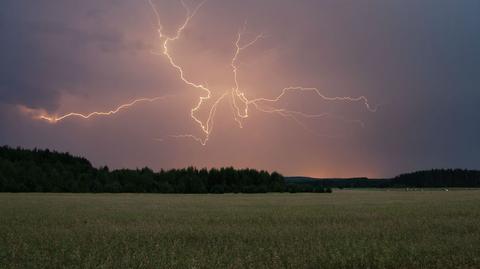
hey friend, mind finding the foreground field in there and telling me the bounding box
[1,191,480,268]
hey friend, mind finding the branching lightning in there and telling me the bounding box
[19,0,377,146]
[148,0,376,144]
[19,97,165,123]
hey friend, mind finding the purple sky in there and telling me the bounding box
[1,0,479,177]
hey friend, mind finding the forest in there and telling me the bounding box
[1,146,479,193]
[391,169,480,188]
[0,146,327,193]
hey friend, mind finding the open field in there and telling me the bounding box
[1,191,480,268]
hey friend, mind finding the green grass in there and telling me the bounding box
[1,190,480,268]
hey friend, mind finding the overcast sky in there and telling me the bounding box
[1,0,479,178]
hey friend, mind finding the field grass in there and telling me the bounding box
[1,190,480,268]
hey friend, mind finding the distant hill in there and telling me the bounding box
[287,169,480,188]
[286,177,391,188]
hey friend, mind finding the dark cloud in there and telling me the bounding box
[0,0,153,110]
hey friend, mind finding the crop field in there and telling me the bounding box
[1,190,480,268]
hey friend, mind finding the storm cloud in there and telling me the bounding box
[1,0,479,177]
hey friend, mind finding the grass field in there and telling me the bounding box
[1,190,480,268]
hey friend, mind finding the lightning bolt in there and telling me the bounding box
[228,25,376,129]
[149,0,377,145]
[147,0,376,144]
[19,97,165,123]
[19,0,377,146]
[148,0,222,145]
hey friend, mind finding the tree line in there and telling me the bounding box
[0,146,333,193]
[3,146,477,192]
[287,169,480,189]
[391,169,480,188]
